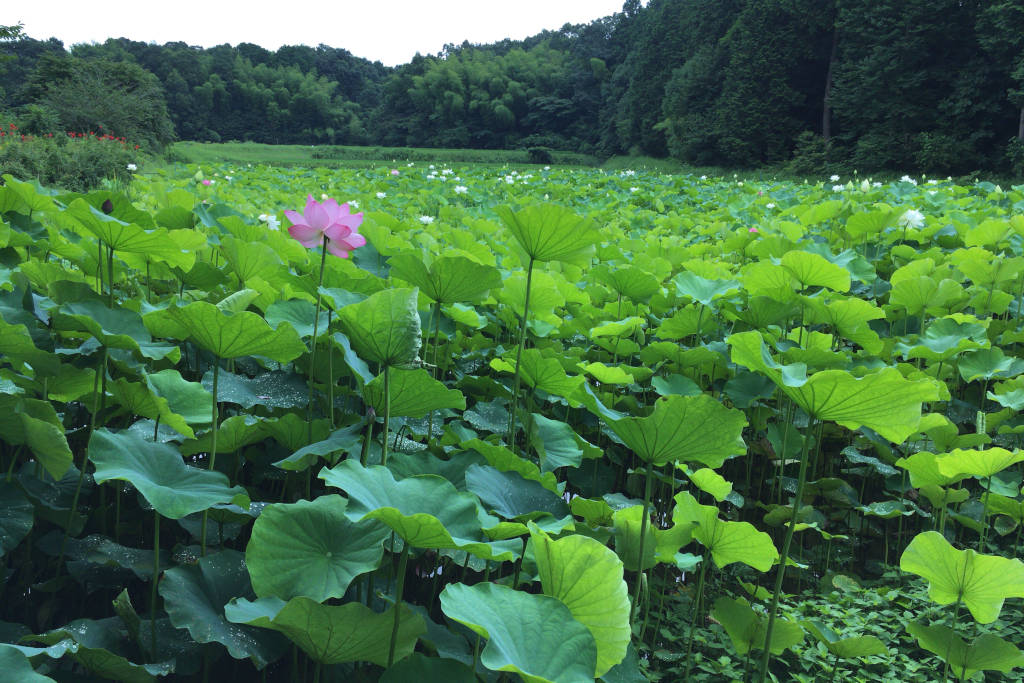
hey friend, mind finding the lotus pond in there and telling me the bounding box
[2,162,1024,682]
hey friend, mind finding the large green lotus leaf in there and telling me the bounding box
[591,264,661,302]
[320,461,513,559]
[53,301,178,361]
[672,272,740,308]
[602,394,747,467]
[729,330,941,442]
[245,496,388,601]
[159,550,286,668]
[527,413,591,471]
[363,367,466,418]
[895,452,965,488]
[900,531,1024,623]
[108,378,194,439]
[490,348,585,398]
[672,492,777,571]
[530,524,630,677]
[0,317,60,376]
[711,596,804,656]
[381,652,477,682]
[145,369,213,425]
[466,464,570,520]
[264,299,317,338]
[0,644,56,682]
[776,251,847,292]
[906,622,1024,679]
[0,481,33,559]
[65,198,193,269]
[612,505,692,571]
[273,424,362,472]
[495,203,598,264]
[180,415,264,456]
[440,582,597,683]
[335,287,421,366]
[959,347,1024,383]
[889,277,967,317]
[685,467,733,502]
[590,317,645,340]
[894,318,989,363]
[460,438,560,493]
[203,368,308,410]
[805,296,885,353]
[983,493,1024,523]
[31,617,173,682]
[147,302,305,362]
[936,448,1024,480]
[226,596,424,666]
[389,253,503,304]
[845,209,896,238]
[800,620,887,660]
[219,236,283,284]
[259,413,331,453]
[89,429,248,520]
[0,396,73,480]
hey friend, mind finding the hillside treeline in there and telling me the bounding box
[3,0,1023,174]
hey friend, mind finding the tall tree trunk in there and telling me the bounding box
[822,27,839,141]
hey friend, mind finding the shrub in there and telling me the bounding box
[0,127,137,192]
[526,146,554,164]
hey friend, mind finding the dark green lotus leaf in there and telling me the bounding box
[336,288,421,367]
[219,236,283,284]
[495,203,599,264]
[31,617,174,682]
[89,429,248,520]
[363,367,466,418]
[180,415,264,456]
[530,524,630,677]
[0,644,56,682]
[225,596,424,666]
[381,652,477,683]
[440,582,597,683]
[108,378,194,439]
[490,348,585,399]
[651,374,702,398]
[527,413,594,471]
[906,622,1024,679]
[894,317,989,362]
[465,464,570,520]
[0,317,60,376]
[264,299,317,338]
[159,550,287,669]
[53,300,178,361]
[146,301,305,362]
[389,253,503,304]
[0,396,73,480]
[0,481,33,559]
[273,424,363,472]
[672,272,741,308]
[203,368,308,410]
[245,496,388,601]
[320,460,515,559]
[602,394,747,467]
[711,596,804,656]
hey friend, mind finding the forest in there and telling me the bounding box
[2,0,1024,174]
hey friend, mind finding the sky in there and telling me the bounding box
[10,1,630,66]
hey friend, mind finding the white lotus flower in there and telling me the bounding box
[126,163,137,172]
[630,187,639,193]
[899,209,925,229]
[832,184,845,192]
[830,174,840,182]
[376,192,387,199]
[419,215,435,225]
[766,203,776,209]
[454,185,468,194]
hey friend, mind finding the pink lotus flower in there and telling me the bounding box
[390,169,400,176]
[201,179,212,186]
[285,195,366,258]
[749,227,759,233]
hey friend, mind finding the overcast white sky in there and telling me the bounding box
[10,1,630,66]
